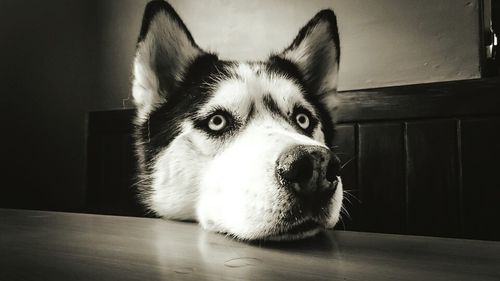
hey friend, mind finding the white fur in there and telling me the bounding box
[133,11,201,121]
[132,7,343,240]
[147,63,342,240]
[196,115,328,239]
[282,19,340,117]
[282,22,338,92]
[148,124,205,220]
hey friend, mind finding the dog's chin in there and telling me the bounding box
[265,220,325,241]
[206,218,328,241]
[266,229,322,241]
[238,219,327,241]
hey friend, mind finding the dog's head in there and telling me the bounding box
[132,1,343,240]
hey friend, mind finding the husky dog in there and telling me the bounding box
[132,0,343,241]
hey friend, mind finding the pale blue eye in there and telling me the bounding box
[295,113,310,129]
[208,114,227,131]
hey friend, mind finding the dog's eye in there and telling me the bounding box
[295,113,310,129]
[208,114,227,131]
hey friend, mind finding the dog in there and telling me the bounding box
[132,0,343,241]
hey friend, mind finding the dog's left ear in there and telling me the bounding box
[132,1,203,119]
[275,10,340,111]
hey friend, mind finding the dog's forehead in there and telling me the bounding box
[199,62,314,117]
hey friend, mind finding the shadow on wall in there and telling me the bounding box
[0,0,146,212]
[0,0,100,211]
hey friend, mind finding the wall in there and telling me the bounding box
[96,0,482,111]
[93,0,146,111]
[0,0,484,212]
[170,0,481,91]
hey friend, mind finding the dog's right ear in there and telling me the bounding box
[132,0,203,119]
[273,9,340,116]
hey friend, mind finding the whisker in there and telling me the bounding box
[340,156,356,170]
[343,190,362,203]
[342,194,353,205]
[340,205,351,220]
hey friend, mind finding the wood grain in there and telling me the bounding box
[1,209,499,281]
[358,122,406,234]
[461,118,500,240]
[336,77,500,123]
[86,131,145,217]
[331,124,359,231]
[406,120,461,237]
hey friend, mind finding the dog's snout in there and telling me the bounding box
[276,145,339,196]
[326,154,341,182]
[280,153,314,184]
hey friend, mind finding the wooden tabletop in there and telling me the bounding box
[1,209,499,281]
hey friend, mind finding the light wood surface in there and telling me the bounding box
[1,209,499,281]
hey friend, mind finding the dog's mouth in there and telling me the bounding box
[286,220,322,234]
[266,219,324,241]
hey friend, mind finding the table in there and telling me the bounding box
[1,209,499,280]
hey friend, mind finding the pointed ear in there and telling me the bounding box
[132,0,203,118]
[278,10,340,111]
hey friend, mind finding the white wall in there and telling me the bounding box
[96,0,481,109]
[169,0,481,91]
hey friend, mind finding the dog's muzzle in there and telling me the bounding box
[276,145,340,215]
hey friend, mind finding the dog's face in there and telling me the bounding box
[132,1,343,240]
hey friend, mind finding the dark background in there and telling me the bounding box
[0,0,143,211]
[1,1,99,211]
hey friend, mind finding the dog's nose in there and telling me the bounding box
[276,145,340,195]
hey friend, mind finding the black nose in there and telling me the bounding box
[276,145,340,196]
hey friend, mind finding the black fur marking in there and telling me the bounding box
[271,9,340,124]
[262,94,286,120]
[266,56,335,147]
[266,56,304,84]
[135,54,233,169]
[247,102,256,121]
[291,106,319,137]
[137,0,198,47]
[300,93,335,147]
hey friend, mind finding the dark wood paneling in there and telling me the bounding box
[336,77,500,123]
[86,110,145,217]
[358,123,406,234]
[332,124,357,191]
[461,118,500,241]
[85,78,500,240]
[406,120,461,237]
[332,124,359,230]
